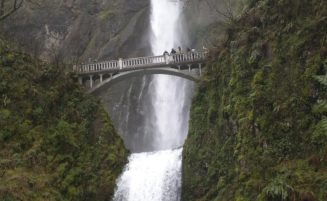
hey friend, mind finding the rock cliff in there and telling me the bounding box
[0,0,150,62]
[182,0,327,200]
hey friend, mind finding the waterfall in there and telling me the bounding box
[113,0,193,200]
[112,149,182,201]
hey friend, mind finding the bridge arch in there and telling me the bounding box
[87,68,199,94]
[74,52,207,93]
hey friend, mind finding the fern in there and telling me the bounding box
[314,74,327,86]
[312,61,327,153]
[312,118,327,147]
[314,59,327,86]
[259,178,294,201]
[313,100,327,113]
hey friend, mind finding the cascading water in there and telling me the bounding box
[113,0,193,200]
[113,149,182,201]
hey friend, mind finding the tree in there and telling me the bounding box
[204,0,235,21]
[0,0,24,21]
[183,0,236,21]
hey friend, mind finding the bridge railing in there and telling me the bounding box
[122,55,166,68]
[74,51,207,74]
[171,52,207,64]
[76,60,119,73]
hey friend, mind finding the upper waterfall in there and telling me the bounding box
[150,0,182,55]
[147,0,192,151]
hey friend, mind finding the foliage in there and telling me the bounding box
[182,0,327,200]
[312,61,327,157]
[0,37,128,201]
[259,177,294,201]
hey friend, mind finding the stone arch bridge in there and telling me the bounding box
[74,52,207,94]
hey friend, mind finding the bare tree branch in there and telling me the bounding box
[0,0,24,21]
[204,0,235,21]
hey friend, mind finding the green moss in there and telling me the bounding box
[0,37,128,201]
[98,10,117,20]
[182,0,327,200]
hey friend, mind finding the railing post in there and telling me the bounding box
[118,58,123,70]
[100,74,103,83]
[198,63,202,76]
[164,53,169,64]
[89,75,93,88]
[188,64,191,72]
[78,77,83,85]
[178,65,181,71]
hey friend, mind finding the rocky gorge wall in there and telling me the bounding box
[182,0,240,49]
[0,0,151,62]
[182,0,327,200]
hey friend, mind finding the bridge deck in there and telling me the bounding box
[74,52,207,92]
[74,52,207,75]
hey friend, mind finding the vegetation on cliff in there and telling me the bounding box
[0,38,128,201]
[182,0,327,200]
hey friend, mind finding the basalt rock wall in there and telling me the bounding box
[0,0,151,62]
[182,0,327,200]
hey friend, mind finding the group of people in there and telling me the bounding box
[163,46,197,55]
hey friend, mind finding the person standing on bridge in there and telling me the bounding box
[191,48,196,59]
[178,46,182,54]
[170,48,177,54]
[163,51,169,64]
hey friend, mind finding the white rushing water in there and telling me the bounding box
[148,0,190,151]
[113,149,182,201]
[113,0,191,200]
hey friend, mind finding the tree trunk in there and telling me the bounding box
[0,0,5,16]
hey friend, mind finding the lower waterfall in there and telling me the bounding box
[113,0,191,200]
[113,149,182,201]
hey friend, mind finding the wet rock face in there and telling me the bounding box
[97,75,154,152]
[0,0,151,61]
[182,0,240,48]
